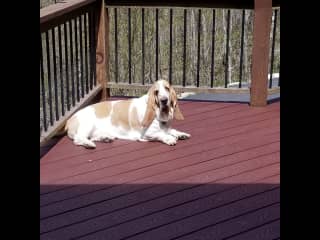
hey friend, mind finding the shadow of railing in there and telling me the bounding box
[40,180,280,239]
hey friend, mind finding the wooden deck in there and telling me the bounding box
[40,100,280,240]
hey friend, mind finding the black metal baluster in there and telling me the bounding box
[40,34,47,131]
[69,19,75,106]
[225,10,230,88]
[128,8,132,84]
[74,17,80,101]
[169,9,173,84]
[92,8,97,86]
[114,8,118,83]
[84,12,89,93]
[89,9,94,89]
[196,9,201,87]
[64,22,70,111]
[58,25,65,116]
[239,9,245,88]
[79,15,84,98]
[45,31,54,126]
[183,9,187,87]
[141,8,145,84]
[51,28,59,121]
[156,8,159,80]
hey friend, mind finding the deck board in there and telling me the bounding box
[40,100,280,240]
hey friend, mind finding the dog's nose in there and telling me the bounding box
[160,97,168,105]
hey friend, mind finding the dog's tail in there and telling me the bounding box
[53,117,72,138]
[54,124,68,137]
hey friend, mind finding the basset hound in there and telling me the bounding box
[64,79,191,148]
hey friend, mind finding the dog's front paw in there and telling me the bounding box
[102,137,113,143]
[178,132,191,140]
[163,135,177,146]
[82,141,96,149]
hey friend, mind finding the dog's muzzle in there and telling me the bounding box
[160,97,168,106]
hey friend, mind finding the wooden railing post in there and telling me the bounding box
[250,0,272,106]
[95,0,109,101]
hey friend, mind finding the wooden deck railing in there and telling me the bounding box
[40,0,280,145]
[40,0,108,145]
[106,4,279,96]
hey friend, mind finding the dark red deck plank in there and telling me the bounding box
[41,173,279,239]
[40,101,231,163]
[40,115,279,180]
[40,129,279,206]
[40,110,279,184]
[177,102,239,117]
[40,112,279,185]
[39,102,240,165]
[40,101,278,165]
[170,204,279,240]
[40,127,280,202]
[41,145,279,224]
[176,102,279,128]
[223,219,280,240]
[40,134,279,212]
[40,163,279,234]
[51,181,279,239]
[40,116,279,183]
[39,102,238,165]
[131,204,280,240]
[40,108,279,182]
[40,101,280,240]
[41,158,279,235]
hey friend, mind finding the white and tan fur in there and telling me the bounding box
[64,79,191,148]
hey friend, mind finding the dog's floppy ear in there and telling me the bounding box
[174,103,184,120]
[142,84,157,128]
[170,87,184,120]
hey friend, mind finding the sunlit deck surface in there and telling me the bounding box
[40,100,280,240]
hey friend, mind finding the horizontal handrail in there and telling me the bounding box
[104,0,280,9]
[40,0,97,32]
[107,82,280,95]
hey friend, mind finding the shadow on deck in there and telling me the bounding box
[40,100,280,240]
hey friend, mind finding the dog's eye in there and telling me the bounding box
[165,86,170,91]
[154,90,159,95]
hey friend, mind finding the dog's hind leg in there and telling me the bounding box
[90,130,116,143]
[72,121,96,148]
[90,135,115,143]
